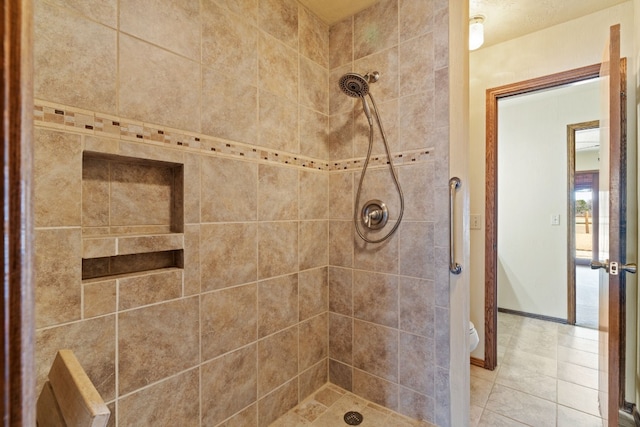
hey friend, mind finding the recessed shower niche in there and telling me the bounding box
[81,152,184,280]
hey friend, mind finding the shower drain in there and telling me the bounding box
[344,411,363,425]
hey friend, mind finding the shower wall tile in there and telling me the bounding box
[400,33,435,96]
[398,91,435,152]
[399,387,435,423]
[399,332,434,395]
[201,156,257,222]
[36,315,116,402]
[329,220,353,268]
[299,56,329,114]
[399,162,435,221]
[202,1,258,82]
[300,169,328,220]
[399,277,435,338]
[329,65,354,115]
[299,107,329,160]
[44,0,117,28]
[118,298,199,395]
[434,307,450,369]
[354,47,399,103]
[353,320,398,383]
[83,279,117,318]
[258,164,298,221]
[257,327,298,397]
[201,345,258,427]
[299,6,329,68]
[329,313,352,364]
[399,221,434,279]
[433,6,449,71]
[329,18,353,69]
[328,112,354,161]
[328,266,352,316]
[400,0,435,42]
[118,268,183,310]
[257,378,298,427]
[183,153,201,224]
[329,359,353,392]
[299,221,328,270]
[353,270,398,328]
[258,221,298,279]
[216,0,258,25]
[258,0,298,49]
[353,0,398,60]
[201,70,258,145]
[353,369,399,411]
[119,34,200,131]
[200,223,257,291]
[120,0,200,60]
[118,369,200,427]
[329,172,353,220]
[354,229,398,274]
[258,32,298,103]
[35,228,82,328]
[34,1,117,113]
[299,313,328,371]
[435,67,450,124]
[201,284,258,360]
[258,274,298,337]
[299,267,328,321]
[258,90,299,152]
[299,359,328,401]
[34,128,82,227]
[82,156,110,228]
[353,98,399,158]
[220,404,258,427]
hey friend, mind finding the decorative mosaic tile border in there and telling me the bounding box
[34,100,433,172]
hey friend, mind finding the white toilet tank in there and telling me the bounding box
[469,321,479,352]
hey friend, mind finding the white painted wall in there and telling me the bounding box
[576,149,600,171]
[497,82,599,319]
[469,1,636,361]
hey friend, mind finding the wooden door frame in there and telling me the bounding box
[2,0,35,425]
[484,63,602,370]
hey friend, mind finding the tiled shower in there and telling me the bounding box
[33,0,452,425]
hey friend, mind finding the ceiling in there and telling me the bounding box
[301,0,629,48]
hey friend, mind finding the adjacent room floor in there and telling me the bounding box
[471,312,603,426]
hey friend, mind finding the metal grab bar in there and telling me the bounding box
[449,177,462,275]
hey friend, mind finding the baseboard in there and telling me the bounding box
[498,307,567,324]
[632,403,640,426]
[470,357,484,368]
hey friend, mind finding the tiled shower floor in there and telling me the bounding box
[269,383,435,427]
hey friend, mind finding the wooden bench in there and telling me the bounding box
[36,350,110,427]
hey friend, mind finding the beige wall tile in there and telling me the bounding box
[35,228,82,328]
[299,220,328,270]
[258,327,298,398]
[216,0,258,25]
[120,0,200,60]
[329,172,353,220]
[300,57,329,114]
[118,141,185,164]
[330,65,354,116]
[119,34,200,131]
[118,369,200,426]
[258,90,299,152]
[398,162,435,221]
[44,0,117,28]
[299,169,328,220]
[202,1,257,81]
[36,315,116,402]
[258,164,298,221]
[353,320,398,382]
[400,33,434,96]
[34,128,82,227]
[353,226,398,274]
[354,48,399,103]
[329,18,353,70]
[258,33,298,102]
[399,221,434,279]
[118,269,183,310]
[201,156,257,222]
[353,270,398,328]
[34,1,117,113]
[353,99,398,158]
[328,112,354,161]
[258,274,298,337]
[200,223,257,291]
[299,107,329,160]
[82,156,110,228]
[218,404,258,427]
[109,160,174,227]
[329,359,352,391]
[299,6,328,68]
[399,277,434,338]
[353,369,399,411]
[83,279,117,318]
[353,0,398,60]
[400,0,435,41]
[299,267,328,321]
[329,313,352,364]
[257,379,298,427]
[116,234,184,255]
[299,314,327,371]
[399,332,434,395]
[118,297,199,395]
[329,220,353,268]
[299,359,328,401]
[399,387,434,422]
[258,221,298,279]
[201,345,258,426]
[328,266,352,316]
[183,153,201,224]
[183,224,201,296]
[258,0,298,49]
[201,284,258,360]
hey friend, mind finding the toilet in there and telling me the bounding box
[469,322,479,352]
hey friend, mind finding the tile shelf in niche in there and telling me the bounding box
[82,233,184,260]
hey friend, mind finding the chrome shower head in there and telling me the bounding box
[338,73,370,98]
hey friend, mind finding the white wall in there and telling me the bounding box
[576,149,600,171]
[469,1,636,361]
[497,82,599,319]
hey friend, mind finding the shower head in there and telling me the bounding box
[339,73,370,98]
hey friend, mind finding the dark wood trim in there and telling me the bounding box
[2,0,35,425]
[484,63,601,371]
[470,357,484,368]
[567,121,600,325]
[497,307,567,325]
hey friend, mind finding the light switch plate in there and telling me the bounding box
[471,214,482,230]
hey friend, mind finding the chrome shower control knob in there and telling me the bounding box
[361,200,388,230]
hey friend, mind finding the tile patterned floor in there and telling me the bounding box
[471,312,604,427]
[270,383,435,427]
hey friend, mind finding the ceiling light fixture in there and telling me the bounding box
[469,15,485,51]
